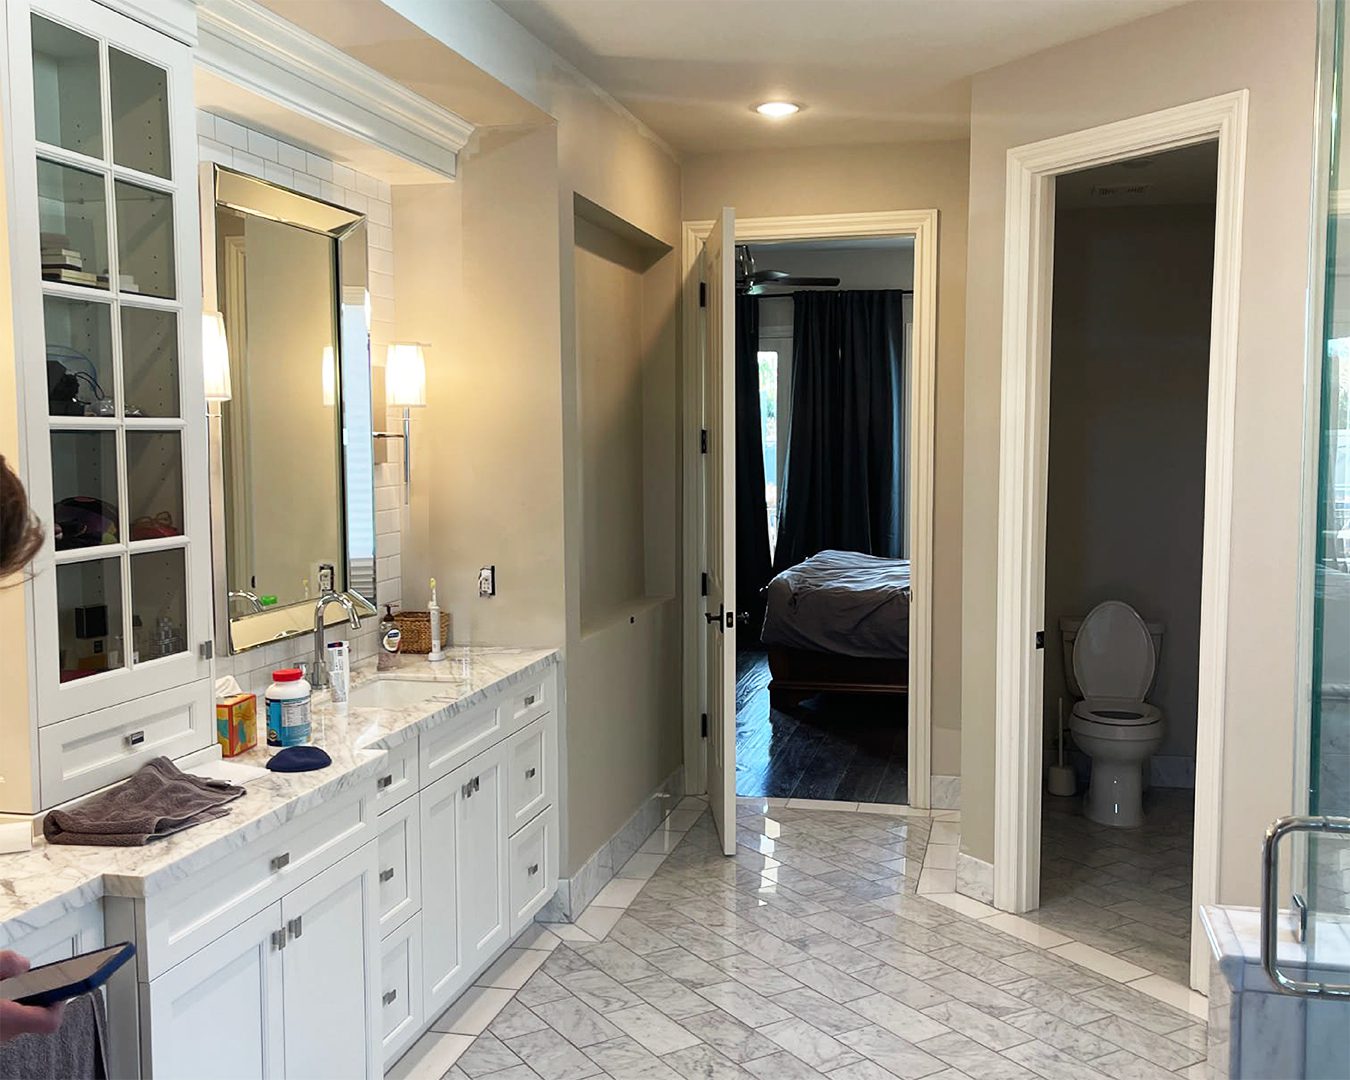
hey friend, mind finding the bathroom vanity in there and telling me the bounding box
[0,649,560,1078]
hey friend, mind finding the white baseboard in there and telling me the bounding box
[956,851,994,904]
[931,774,961,810]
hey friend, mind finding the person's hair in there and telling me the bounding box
[1,455,43,579]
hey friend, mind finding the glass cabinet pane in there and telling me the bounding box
[126,431,183,539]
[38,160,108,290]
[50,430,118,549]
[44,296,113,417]
[114,179,174,298]
[121,307,179,417]
[109,49,170,179]
[30,15,102,159]
[131,548,187,661]
[57,558,124,682]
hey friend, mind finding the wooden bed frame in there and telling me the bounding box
[766,645,908,708]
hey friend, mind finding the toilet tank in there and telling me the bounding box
[1059,614,1165,699]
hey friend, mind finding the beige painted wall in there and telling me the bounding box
[1044,203,1215,765]
[682,140,969,775]
[959,0,1317,909]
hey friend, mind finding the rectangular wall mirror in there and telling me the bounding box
[206,165,377,654]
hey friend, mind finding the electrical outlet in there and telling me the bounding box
[478,565,496,597]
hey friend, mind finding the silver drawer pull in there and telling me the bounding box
[287,915,303,940]
[382,989,397,1006]
[525,767,537,780]
[270,852,291,872]
[377,774,393,791]
[125,730,145,747]
[524,694,537,707]
[379,867,395,883]
[271,929,287,951]
[528,863,539,876]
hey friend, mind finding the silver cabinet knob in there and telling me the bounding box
[270,852,291,872]
[379,868,395,883]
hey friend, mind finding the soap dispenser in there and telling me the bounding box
[377,603,402,672]
[427,578,447,663]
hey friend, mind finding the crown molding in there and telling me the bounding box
[195,0,473,179]
[97,0,197,43]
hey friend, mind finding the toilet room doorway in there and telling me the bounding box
[992,93,1248,995]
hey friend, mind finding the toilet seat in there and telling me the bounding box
[1073,601,1156,701]
[1071,698,1162,738]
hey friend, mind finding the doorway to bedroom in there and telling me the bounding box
[734,235,917,805]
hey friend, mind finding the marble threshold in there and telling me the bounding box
[0,646,559,947]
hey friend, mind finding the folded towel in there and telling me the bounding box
[0,985,107,1078]
[43,757,245,847]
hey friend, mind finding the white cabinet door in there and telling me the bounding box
[280,843,380,1080]
[420,744,508,1017]
[145,904,284,1079]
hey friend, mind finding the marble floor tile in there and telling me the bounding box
[574,905,626,939]
[592,877,647,909]
[662,1043,756,1080]
[1047,941,1150,983]
[617,853,669,880]
[919,1000,1031,1051]
[504,1027,604,1080]
[979,913,1072,950]
[606,1002,702,1055]
[835,1024,946,1079]
[530,995,624,1047]
[457,1032,524,1077]
[489,999,552,1040]
[678,1008,780,1062]
[759,1017,863,1071]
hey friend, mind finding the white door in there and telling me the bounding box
[146,904,285,1079]
[703,207,737,857]
[281,844,381,1080]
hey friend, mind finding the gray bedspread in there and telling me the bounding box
[761,550,911,659]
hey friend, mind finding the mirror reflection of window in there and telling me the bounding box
[217,206,344,610]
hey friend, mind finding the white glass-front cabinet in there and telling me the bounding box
[4,0,213,809]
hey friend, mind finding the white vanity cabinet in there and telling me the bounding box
[2,0,214,814]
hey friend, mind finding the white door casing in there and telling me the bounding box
[681,210,940,811]
[703,207,737,857]
[992,91,1248,995]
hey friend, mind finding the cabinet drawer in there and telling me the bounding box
[507,717,551,833]
[420,699,502,786]
[380,913,423,1069]
[509,805,556,936]
[143,784,373,978]
[376,795,421,935]
[39,680,213,807]
[505,673,551,728]
[374,738,419,814]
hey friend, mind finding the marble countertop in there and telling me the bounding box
[0,646,559,948]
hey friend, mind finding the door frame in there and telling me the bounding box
[681,209,940,810]
[992,91,1248,993]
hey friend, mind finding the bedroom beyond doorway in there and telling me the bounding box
[734,235,916,805]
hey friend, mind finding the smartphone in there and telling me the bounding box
[0,943,135,1008]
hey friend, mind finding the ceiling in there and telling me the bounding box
[493,0,1185,154]
[1056,140,1219,208]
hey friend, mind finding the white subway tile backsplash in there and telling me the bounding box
[247,129,278,161]
[367,200,391,228]
[375,486,400,513]
[232,150,266,177]
[277,141,308,172]
[376,508,402,536]
[262,162,293,187]
[305,153,334,182]
[198,138,233,166]
[215,116,249,150]
[356,171,378,198]
[291,173,322,198]
[332,163,356,190]
[196,110,215,139]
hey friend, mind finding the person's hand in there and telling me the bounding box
[0,951,66,1043]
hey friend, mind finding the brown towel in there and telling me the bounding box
[43,757,245,847]
[0,990,107,1078]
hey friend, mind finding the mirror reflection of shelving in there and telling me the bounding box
[32,9,189,687]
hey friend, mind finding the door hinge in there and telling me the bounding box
[1034,631,1045,650]
[699,281,707,307]
[199,640,214,661]
[700,429,708,454]
[700,713,708,738]
[701,572,708,597]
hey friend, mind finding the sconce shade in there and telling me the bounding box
[386,342,427,408]
[202,311,232,402]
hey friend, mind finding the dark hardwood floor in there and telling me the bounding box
[736,648,908,804]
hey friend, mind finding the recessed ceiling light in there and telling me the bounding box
[755,101,800,118]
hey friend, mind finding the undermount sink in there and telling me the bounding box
[347,678,449,709]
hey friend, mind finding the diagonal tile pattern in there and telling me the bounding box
[391,797,1208,1079]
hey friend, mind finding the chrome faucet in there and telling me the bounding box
[229,589,265,613]
[313,577,362,690]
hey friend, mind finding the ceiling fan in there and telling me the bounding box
[736,245,841,296]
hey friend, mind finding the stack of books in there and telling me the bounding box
[40,232,96,286]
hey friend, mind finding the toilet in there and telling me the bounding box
[1060,601,1165,828]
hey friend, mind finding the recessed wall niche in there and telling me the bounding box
[573,195,676,633]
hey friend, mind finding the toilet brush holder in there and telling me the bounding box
[1047,698,1076,797]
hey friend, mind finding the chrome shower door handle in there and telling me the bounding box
[1260,814,1350,998]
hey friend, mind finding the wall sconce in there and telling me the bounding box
[202,311,232,408]
[376,342,428,504]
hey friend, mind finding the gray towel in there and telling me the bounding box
[0,990,107,1079]
[43,757,245,847]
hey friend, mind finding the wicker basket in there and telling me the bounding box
[393,610,451,654]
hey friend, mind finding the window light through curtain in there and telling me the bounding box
[757,349,779,556]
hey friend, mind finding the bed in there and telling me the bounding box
[760,549,910,705]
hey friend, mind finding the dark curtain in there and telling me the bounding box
[774,290,907,573]
[735,294,773,641]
